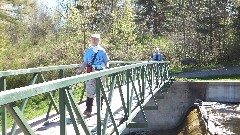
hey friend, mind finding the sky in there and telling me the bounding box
[36,0,58,10]
[36,0,73,13]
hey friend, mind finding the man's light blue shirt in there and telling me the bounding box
[152,53,163,61]
[83,46,109,70]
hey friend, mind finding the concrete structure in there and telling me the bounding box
[124,81,240,133]
[206,82,240,102]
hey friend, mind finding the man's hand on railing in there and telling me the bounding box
[76,62,87,75]
[76,67,84,75]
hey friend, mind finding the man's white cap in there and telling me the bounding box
[91,34,100,39]
[156,47,159,51]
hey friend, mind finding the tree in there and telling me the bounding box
[107,0,137,60]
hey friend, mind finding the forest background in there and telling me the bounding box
[1,0,240,71]
[0,0,240,131]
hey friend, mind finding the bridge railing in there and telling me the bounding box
[0,64,81,135]
[0,61,172,135]
[0,61,138,135]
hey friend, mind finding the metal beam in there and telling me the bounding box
[67,90,92,135]
[0,61,169,77]
[96,78,103,135]
[0,64,79,77]
[1,77,7,135]
[102,73,117,135]
[59,70,66,135]
[65,89,80,135]
[11,73,39,135]
[5,105,35,135]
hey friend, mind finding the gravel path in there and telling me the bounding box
[175,66,240,78]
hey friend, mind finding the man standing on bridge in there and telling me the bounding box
[76,33,109,117]
[152,47,163,61]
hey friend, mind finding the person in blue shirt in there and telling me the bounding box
[76,33,109,117]
[152,47,163,61]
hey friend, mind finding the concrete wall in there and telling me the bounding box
[123,81,240,134]
[206,82,240,102]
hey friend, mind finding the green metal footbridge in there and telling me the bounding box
[0,61,174,135]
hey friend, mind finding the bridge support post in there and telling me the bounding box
[128,68,136,115]
[1,77,7,135]
[96,78,102,135]
[126,70,131,117]
[141,66,146,103]
[5,105,35,135]
[59,89,66,135]
[65,89,81,135]
[159,64,163,86]
[102,73,118,135]
[58,69,67,135]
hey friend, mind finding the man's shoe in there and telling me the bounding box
[83,111,92,117]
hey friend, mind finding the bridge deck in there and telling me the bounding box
[15,80,158,135]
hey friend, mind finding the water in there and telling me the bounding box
[223,118,240,133]
[199,102,240,134]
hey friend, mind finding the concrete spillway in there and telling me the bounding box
[149,106,209,135]
[127,102,240,135]
[124,81,240,134]
[125,106,209,135]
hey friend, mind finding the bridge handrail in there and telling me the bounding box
[0,61,170,106]
[0,61,146,77]
[109,61,144,64]
[0,64,79,77]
